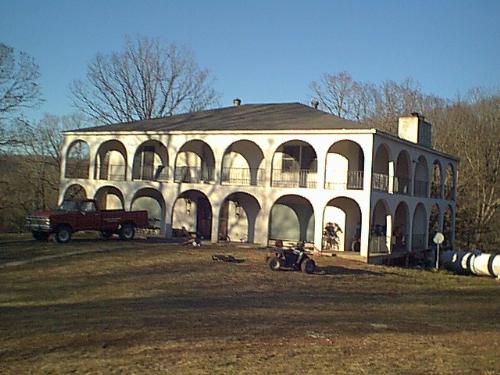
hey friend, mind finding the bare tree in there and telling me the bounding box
[70,36,219,124]
[0,43,42,146]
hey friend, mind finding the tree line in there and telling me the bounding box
[0,37,498,251]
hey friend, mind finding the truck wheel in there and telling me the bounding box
[268,257,282,271]
[55,226,72,244]
[301,259,316,274]
[32,231,49,241]
[119,224,135,240]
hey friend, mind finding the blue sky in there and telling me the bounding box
[1,0,498,120]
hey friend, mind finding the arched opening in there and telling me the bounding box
[394,202,410,252]
[174,140,215,184]
[131,188,166,236]
[63,184,87,200]
[428,204,440,246]
[413,155,429,197]
[323,197,362,252]
[172,190,212,239]
[372,144,391,192]
[132,140,169,181]
[325,140,364,190]
[65,140,90,179]
[271,140,317,188]
[269,195,314,244]
[444,164,455,201]
[221,140,265,186]
[443,205,453,250]
[370,200,391,254]
[431,160,442,198]
[412,203,427,250]
[394,151,411,195]
[94,186,124,210]
[218,192,261,243]
[95,140,127,181]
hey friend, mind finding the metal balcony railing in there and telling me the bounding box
[271,169,317,188]
[97,163,126,181]
[134,165,169,181]
[372,173,389,192]
[221,167,265,186]
[411,234,426,250]
[414,180,428,197]
[65,161,89,179]
[394,176,411,195]
[325,171,364,190]
[174,166,212,183]
[431,182,442,198]
[444,185,455,201]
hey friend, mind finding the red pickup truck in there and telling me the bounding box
[26,199,149,243]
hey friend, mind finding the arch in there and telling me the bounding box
[394,150,411,195]
[63,184,87,200]
[372,143,391,192]
[412,203,427,250]
[431,160,443,198]
[174,140,215,183]
[218,192,261,243]
[221,140,265,186]
[172,189,212,239]
[65,140,90,179]
[394,202,410,251]
[95,140,127,181]
[428,204,441,246]
[94,185,124,210]
[132,140,169,181]
[271,140,318,188]
[443,205,453,249]
[269,194,314,243]
[323,196,362,252]
[370,199,391,253]
[325,140,364,190]
[413,155,429,197]
[444,163,455,201]
[131,188,166,233]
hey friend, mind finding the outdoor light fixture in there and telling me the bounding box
[185,198,192,214]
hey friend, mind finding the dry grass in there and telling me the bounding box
[1,233,499,374]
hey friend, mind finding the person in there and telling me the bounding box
[292,241,306,269]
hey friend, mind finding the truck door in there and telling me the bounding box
[79,201,101,230]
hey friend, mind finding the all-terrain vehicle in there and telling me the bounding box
[266,242,316,274]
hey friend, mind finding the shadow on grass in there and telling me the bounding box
[317,265,384,277]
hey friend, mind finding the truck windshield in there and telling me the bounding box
[58,200,80,211]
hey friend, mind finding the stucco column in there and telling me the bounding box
[313,206,324,252]
[315,146,328,190]
[254,200,270,246]
[210,201,221,243]
[359,204,370,257]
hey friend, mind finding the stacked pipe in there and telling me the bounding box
[440,250,500,278]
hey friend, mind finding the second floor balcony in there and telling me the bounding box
[221,167,265,186]
[271,169,317,189]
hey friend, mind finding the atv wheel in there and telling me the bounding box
[55,226,72,244]
[32,231,49,241]
[268,256,282,271]
[119,224,135,240]
[301,259,316,274]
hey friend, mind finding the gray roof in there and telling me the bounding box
[71,103,367,133]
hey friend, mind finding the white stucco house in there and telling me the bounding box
[59,101,458,262]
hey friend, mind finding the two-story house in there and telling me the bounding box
[60,101,457,262]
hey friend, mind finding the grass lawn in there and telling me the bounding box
[1,233,499,374]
